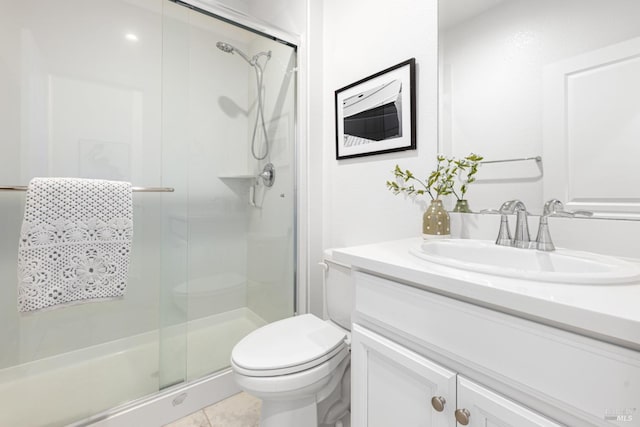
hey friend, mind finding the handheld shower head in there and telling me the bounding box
[216,41,234,53]
[216,40,253,65]
[216,40,273,160]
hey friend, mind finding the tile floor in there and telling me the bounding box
[164,392,261,427]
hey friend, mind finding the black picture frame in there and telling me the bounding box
[335,58,416,160]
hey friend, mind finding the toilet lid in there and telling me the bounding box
[231,314,347,376]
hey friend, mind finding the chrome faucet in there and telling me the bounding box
[485,199,593,251]
[536,199,593,251]
[481,200,531,248]
[499,200,532,248]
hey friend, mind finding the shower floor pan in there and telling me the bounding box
[0,307,265,427]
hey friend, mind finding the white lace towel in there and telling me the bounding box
[17,178,133,312]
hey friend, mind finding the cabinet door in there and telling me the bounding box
[456,376,562,427]
[352,324,457,427]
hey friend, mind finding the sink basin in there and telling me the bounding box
[409,239,640,285]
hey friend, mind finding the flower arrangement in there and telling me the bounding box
[386,153,483,202]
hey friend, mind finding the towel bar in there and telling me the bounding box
[480,156,542,165]
[0,185,174,192]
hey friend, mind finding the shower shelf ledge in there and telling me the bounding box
[218,175,257,196]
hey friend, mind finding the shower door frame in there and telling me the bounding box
[173,0,304,317]
[71,1,305,426]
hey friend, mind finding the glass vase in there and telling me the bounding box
[453,199,471,213]
[422,199,450,239]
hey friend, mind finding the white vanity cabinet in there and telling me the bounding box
[352,325,561,426]
[350,270,640,426]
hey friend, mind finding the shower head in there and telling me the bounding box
[216,40,273,161]
[216,41,234,53]
[216,41,253,65]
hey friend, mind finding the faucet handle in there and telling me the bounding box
[542,199,593,218]
[572,210,594,218]
[542,199,564,216]
[536,200,593,251]
[545,211,574,218]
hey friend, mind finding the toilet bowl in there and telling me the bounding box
[230,251,352,427]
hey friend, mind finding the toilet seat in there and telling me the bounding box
[231,314,348,377]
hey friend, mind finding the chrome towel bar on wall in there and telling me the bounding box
[480,156,542,165]
[0,185,175,193]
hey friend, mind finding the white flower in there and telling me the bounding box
[64,249,116,292]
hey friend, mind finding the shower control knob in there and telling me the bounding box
[259,163,276,187]
[431,396,446,412]
[455,408,471,425]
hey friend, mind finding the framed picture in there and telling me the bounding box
[335,58,416,160]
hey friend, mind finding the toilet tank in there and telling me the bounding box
[323,249,353,331]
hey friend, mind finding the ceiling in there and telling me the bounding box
[439,0,509,30]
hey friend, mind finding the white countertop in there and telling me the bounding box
[332,238,640,351]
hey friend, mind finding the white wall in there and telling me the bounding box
[248,0,306,36]
[322,0,439,250]
[441,0,640,213]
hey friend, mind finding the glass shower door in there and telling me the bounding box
[0,0,296,424]
[0,1,186,425]
[161,1,297,382]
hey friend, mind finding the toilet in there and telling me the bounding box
[230,250,352,427]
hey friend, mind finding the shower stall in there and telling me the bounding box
[0,1,297,426]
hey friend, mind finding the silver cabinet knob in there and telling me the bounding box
[455,408,471,425]
[431,396,446,412]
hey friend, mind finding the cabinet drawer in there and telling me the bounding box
[354,271,640,424]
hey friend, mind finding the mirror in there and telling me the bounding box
[439,0,640,218]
